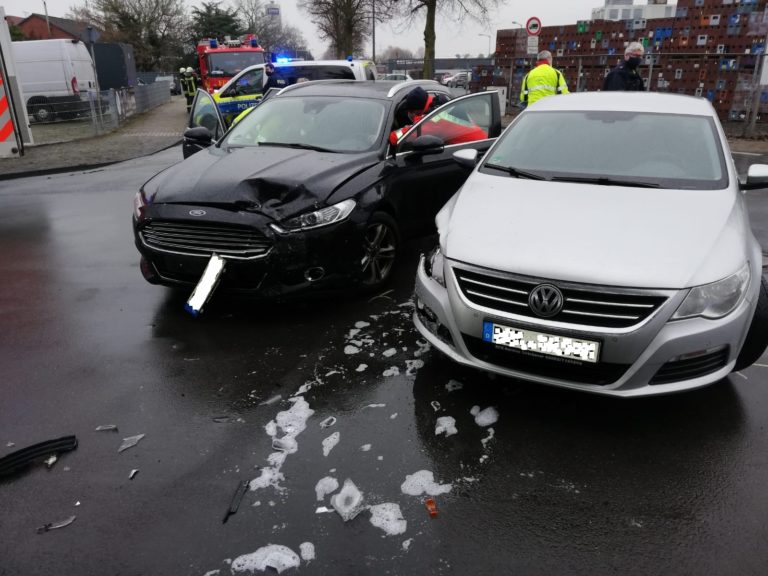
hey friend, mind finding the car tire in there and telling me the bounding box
[359,212,400,290]
[733,275,768,372]
[29,98,54,123]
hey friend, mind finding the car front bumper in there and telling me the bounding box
[414,255,758,397]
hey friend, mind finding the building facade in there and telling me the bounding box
[497,0,768,120]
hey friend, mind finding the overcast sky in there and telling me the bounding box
[1,0,607,58]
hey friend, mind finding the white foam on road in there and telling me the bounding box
[435,416,457,437]
[314,476,339,501]
[344,345,360,355]
[383,348,397,357]
[400,470,452,496]
[231,545,300,574]
[471,406,499,427]
[322,432,340,457]
[368,503,407,536]
[299,542,316,562]
[445,380,463,392]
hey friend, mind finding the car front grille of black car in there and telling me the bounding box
[452,266,668,329]
[140,221,272,259]
[649,347,730,385]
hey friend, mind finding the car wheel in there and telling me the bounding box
[30,100,54,123]
[360,212,400,289]
[733,275,768,372]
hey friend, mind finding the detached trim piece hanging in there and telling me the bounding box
[185,254,226,316]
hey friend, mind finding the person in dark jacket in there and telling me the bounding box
[603,42,646,91]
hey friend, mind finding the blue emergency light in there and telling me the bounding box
[347,55,353,61]
[250,38,259,47]
[209,39,218,48]
[276,57,290,63]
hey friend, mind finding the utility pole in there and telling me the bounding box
[372,0,376,62]
[745,31,768,138]
[43,0,51,38]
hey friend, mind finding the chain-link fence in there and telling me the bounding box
[29,82,172,145]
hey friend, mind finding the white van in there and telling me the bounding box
[11,39,97,122]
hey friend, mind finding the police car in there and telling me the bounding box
[212,59,377,124]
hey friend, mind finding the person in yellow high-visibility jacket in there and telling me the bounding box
[519,50,569,108]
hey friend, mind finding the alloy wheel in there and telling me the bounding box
[360,222,397,286]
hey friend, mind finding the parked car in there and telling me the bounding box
[382,73,413,81]
[414,91,768,397]
[212,59,377,125]
[12,39,96,123]
[133,81,502,297]
[155,75,181,95]
[448,72,469,88]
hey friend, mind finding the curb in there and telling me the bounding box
[0,139,183,182]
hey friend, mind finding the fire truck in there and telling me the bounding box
[196,36,266,93]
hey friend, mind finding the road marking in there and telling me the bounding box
[754,363,768,368]
[732,151,763,157]
[735,371,748,380]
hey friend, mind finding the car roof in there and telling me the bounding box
[528,92,716,116]
[277,79,448,100]
[274,59,370,68]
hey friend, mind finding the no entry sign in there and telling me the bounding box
[526,16,542,36]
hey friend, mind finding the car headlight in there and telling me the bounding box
[133,191,147,220]
[271,199,356,233]
[672,263,751,320]
[424,246,446,287]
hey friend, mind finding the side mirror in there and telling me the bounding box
[742,163,768,190]
[453,148,478,168]
[182,126,214,159]
[411,134,444,155]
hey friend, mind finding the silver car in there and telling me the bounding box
[414,92,768,397]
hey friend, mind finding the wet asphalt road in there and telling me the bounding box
[1,148,768,576]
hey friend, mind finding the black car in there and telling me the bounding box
[133,80,502,298]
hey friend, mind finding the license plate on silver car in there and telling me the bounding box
[482,321,600,363]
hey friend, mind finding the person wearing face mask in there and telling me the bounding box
[604,42,646,91]
[264,62,284,90]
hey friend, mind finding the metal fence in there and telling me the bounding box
[29,82,171,146]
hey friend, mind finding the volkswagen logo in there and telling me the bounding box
[189,209,206,217]
[528,284,564,318]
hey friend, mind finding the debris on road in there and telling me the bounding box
[299,542,315,562]
[471,406,499,427]
[36,515,76,534]
[330,478,364,521]
[368,503,407,535]
[222,480,249,524]
[424,498,439,518]
[315,506,333,514]
[445,380,463,392]
[319,416,336,429]
[117,434,145,453]
[94,425,118,432]
[401,470,452,497]
[315,476,339,501]
[260,395,282,406]
[44,455,58,469]
[430,401,441,412]
[0,435,78,478]
[359,444,372,451]
[129,469,140,480]
[435,416,458,437]
[230,544,300,574]
[322,432,340,457]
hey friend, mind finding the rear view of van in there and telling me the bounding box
[11,39,97,122]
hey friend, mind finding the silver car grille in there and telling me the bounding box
[453,266,668,329]
[141,221,272,259]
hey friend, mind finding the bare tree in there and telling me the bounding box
[386,0,502,78]
[69,0,188,71]
[379,45,415,61]
[235,0,264,33]
[298,0,370,59]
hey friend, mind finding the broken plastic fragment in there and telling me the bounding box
[368,502,407,535]
[359,444,371,452]
[94,425,118,432]
[319,416,337,429]
[129,469,139,480]
[424,498,439,518]
[117,434,145,453]
[44,455,57,469]
[315,476,339,501]
[315,506,333,514]
[330,478,364,521]
[260,395,282,406]
[222,480,249,523]
[36,515,76,534]
[402,538,413,551]
[184,253,225,316]
[430,401,441,412]
[322,432,340,457]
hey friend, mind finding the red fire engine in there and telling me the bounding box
[196,36,266,92]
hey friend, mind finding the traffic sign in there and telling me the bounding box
[526,35,539,56]
[526,17,542,36]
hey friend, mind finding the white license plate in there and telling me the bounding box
[482,321,600,363]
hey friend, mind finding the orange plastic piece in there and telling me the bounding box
[425,498,438,518]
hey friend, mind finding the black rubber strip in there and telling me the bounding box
[0,436,78,477]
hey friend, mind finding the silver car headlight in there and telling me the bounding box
[134,191,147,219]
[424,246,446,287]
[271,199,356,233]
[672,263,751,320]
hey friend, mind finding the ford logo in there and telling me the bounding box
[189,210,206,216]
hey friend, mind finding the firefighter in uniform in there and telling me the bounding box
[519,50,569,108]
[181,67,197,113]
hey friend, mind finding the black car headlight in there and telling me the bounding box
[424,246,446,287]
[271,199,356,233]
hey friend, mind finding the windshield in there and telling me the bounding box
[223,96,388,153]
[485,111,728,190]
[207,51,265,76]
[273,65,355,83]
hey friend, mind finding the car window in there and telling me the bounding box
[190,92,223,140]
[274,65,355,83]
[226,68,264,97]
[207,52,265,76]
[223,96,388,153]
[400,94,492,151]
[485,110,727,189]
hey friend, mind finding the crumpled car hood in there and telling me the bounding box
[442,172,747,289]
[144,145,379,220]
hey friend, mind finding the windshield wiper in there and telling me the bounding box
[550,175,661,188]
[484,163,548,180]
[258,141,336,153]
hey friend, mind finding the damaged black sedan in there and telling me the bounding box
[133,80,501,298]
